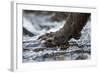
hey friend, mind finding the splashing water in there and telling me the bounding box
[22,12,91,62]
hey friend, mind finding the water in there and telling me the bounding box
[22,11,91,63]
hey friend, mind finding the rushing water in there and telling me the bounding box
[22,11,91,62]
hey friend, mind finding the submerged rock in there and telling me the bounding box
[33,48,46,52]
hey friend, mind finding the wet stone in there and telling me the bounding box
[33,48,46,52]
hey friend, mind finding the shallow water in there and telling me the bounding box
[22,12,91,62]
